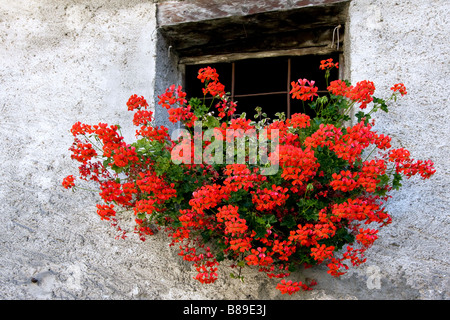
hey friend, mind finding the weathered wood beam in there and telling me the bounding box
[180,45,342,65]
[157,0,349,62]
[175,26,343,59]
[157,0,350,27]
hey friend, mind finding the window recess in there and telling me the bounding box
[185,53,340,120]
[157,0,349,119]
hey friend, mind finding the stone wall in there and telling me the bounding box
[0,0,448,300]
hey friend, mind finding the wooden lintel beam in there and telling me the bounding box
[179,45,343,65]
[157,0,350,27]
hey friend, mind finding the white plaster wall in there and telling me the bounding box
[345,0,450,299]
[0,0,448,300]
[0,0,174,299]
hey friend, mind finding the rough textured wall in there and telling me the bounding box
[0,0,166,299]
[0,0,448,300]
[344,0,450,299]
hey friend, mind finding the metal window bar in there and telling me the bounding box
[190,56,339,118]
[287,58,291,118]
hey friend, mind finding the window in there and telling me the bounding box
[156,0,349,121]
[185,53,340,120]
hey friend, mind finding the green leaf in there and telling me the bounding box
[201,229,213,242]
[280,214,297,228]
[171,219,182,229]
[103,158,112,168]
[287,264,296,273]
[377,174,390,187]
[216,251,225,262]
[137,213,146,220]
[373,97,389,113]
[230,273,245,282]
[205,115,220,129]
[317,96,329,106]
[255,225,267,238]
[392,173,403,190]
[154,156,171,176]
[355,111,366,123]
[313,117,324,126]
[263,214,277,226]
[275,112,285,121]
[188,97,201,108]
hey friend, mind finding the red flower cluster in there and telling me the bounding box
[251,185,289,211]
[197,66,226,98]
[330,170,359,192]
[320,58,339,70]
[327,79,348,96]
[96,204,116,221]
[203,81,226,98]
[69,139,97,164]
[112,146,139,168]
[388,148,436,179]
[278,145,319,188]
[62,175,75,189]
[290,78,319,101]
[168,105,197,127]
[133,110,154,127]
[287,113,311,129]
[63,60,435,296]
[328,79,376,109]
[215,99,237,119]
[390,83,407,96]
[245,247,274,267]
[216,205,248,237]
[276,279,315,295]
[136,125,170,142]
[127,94,149,111]
[158,85,187,109]
[197,66,219,83]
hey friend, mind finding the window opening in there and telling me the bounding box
[184,53,340,121]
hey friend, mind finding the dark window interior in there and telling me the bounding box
[185,53,340,121]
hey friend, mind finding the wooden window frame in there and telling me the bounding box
[183,53,344,119]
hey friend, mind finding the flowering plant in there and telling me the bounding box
[63,58,435,294]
